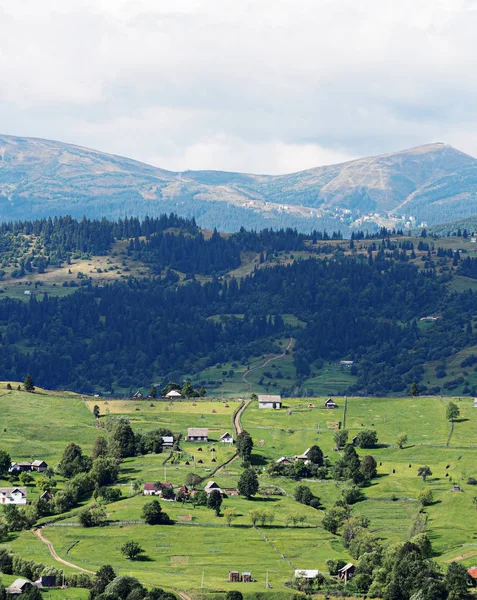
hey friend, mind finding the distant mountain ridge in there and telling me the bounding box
[1,134,477,232]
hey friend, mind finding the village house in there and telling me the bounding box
[258,394,282,409]
[187,427,209,442]
[143,482,160,496]
[40,490,53,501]
[295,570,319,579]
[276,456,293,465]
[9,460,48,473]
[474,398,477,408]
[204,481,223,495]
[339,360,354,367]
[324,398,338,409]
[161,436,174,448]
[337,563,355,582]
[294,448,311,462]
[143,482,174,498]
[220,432,234,444]
[166,389,182,399]
[9,462,33,473]
[31,460,48,472]
[6,578,37,595]
[132,391,144,399]
[35,575,57,589]
[0,487,27,505]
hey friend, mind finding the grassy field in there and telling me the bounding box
[3,391,477,593]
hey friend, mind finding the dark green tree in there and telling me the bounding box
[23,374,35,392]
[91,436,108,460]
[307,445,324,466]
[446,402,460,422]
[93,405,100,418]
[410,382,420,396]
[57,443,92,479]
[236,430,253,464]
[207,489,223,516]
[150,386,157,399]
[445,561,470,600]
[110,418,136,458]
[91,564,117,597]
[142,499,172,525]
[120,541,144,561]
[356,430,378,449]
[0,449,11,477]
[237,468,259,500]
[418,466,432,482]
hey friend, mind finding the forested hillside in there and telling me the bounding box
[0,215,476,397]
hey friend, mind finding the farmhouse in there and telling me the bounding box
[276,457,293,465]
[220,432,234,444]
[295,570,319,579]
[337,563,355,582]
[132,391,143,399]
[31,460,48,472]
[143,482,174,498]
[9,462,33,473]
[294,448,311,462]
[35,575,56,588]
[258,394,282,409]
[161,436,174,448]
[467,567,477,579]
[325,398,338,409]
[339,361,354,367]
[187,427,209,442]
[166,390,182,399]
[0,487,27,505]
[143,482,160,496]
[204,481,223,495]
[6,578,37,595]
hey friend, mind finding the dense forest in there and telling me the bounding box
[0,214,475,396]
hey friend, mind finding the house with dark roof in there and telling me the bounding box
[220,432,234,444]
[204,481,223,495]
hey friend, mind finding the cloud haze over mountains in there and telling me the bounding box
[1,1,477,174]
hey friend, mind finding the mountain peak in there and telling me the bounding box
[0,133,476,232]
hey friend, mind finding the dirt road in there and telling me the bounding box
[242,337,293,391]
[33,527,95,574]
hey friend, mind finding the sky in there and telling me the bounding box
[1,0,477,174]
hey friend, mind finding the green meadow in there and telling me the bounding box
[3,390,477,593]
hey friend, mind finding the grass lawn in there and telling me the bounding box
[4,391,477,591]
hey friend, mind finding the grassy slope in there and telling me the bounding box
[3,391,477,592]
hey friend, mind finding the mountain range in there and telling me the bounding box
[1,134,477,232]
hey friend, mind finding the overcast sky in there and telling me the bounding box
[1,0,477,174]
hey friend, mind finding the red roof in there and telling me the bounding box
[144,482,159,491]
[467,567,477,579]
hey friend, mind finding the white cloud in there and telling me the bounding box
[0,0,477,173]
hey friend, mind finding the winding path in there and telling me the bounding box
[213,399,251,475]
[33,527,95,574]
[242,337,294,392]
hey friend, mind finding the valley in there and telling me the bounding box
[1,388,477,597]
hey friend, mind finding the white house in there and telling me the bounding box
[161,436,174,448]
[325,398,338,409]
[0,487,27,505]
[166,390,182,399]
[204,481,223,495]
[220,432,234,444]
[258,394,282,409]
[295,570,319,579]
[474,398,477,408]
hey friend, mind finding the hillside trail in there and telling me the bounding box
[33,527,95,574]
[34,527,195,599]
[242,337,293,392]
[213,399,251,475]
